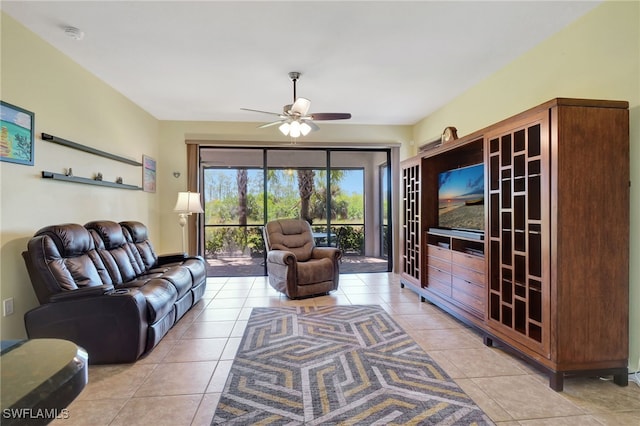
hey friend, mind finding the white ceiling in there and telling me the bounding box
[2,1,601,126]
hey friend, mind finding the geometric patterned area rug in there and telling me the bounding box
[212,305,494,425]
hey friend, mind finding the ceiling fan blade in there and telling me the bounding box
[303,120,320,132]
[290,97,311,116]
[257,120,285,129]
[241,108,282,117]
[310,113,352,121]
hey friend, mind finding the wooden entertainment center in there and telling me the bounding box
[400,98,630,391]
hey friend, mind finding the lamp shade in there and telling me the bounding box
[289,120,301,138]
[173,192,204,214]
[300,121,312,136]
[279,122,291,136]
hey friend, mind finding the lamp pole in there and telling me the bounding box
[178,212,188,254]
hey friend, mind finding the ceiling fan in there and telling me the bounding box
[241,72,352,138]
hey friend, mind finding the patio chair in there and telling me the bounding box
[334,226,348,262]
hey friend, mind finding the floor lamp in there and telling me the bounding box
[173,191,204,254]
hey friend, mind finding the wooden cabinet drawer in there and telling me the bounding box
[427,265,451,297]
[452,287,484,315]
[451,251,484,272]
[452,277,484,314]
[452,276,484,300]
[427,265,451,285]
[428,255,451,273]
[427,276,452,298]
[452,263,485,285]
[427,245,452,261]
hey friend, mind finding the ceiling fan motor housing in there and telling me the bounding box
[288,71,301,81]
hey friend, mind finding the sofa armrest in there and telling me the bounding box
[157,252,187,265]
[48,284,115,303]
[265,250,298,296]
[311,247,342,261]
[25,289,148,364]
[266,250,296,266]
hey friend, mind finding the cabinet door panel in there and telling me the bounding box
[485,111,550,356]
[400,159,421,285]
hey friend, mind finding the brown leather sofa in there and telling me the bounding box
[21,220,207,364]
[263,219,341,298]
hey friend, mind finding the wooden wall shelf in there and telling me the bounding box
[41,133,142,166]
[42,171,142,190]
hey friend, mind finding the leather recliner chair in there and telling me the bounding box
[263,219,341,299]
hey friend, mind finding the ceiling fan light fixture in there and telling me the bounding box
[279,122,291,136]
[289,120,301,138]
[300,121,312,136]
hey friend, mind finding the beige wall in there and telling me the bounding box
[0,14,160,339]
[412,0,640,368]
[0,13,411,339]
[1,0,637,368]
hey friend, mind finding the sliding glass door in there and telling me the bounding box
[200,147,391,276]
[202,149,266,276]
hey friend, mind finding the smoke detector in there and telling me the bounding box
[64,26,84,40]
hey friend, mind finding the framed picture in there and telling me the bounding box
[0,101,35,166]
[142,155,156,192]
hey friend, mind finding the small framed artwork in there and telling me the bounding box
[142,155,156,192]
[0,101,35,166]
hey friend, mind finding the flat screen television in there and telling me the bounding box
[437,163,485,234]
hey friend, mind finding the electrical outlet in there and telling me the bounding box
[3,298,14,316]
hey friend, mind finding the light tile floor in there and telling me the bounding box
[56,273,639,425]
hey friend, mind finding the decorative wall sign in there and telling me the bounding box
[0,101,34,165]
[142,155,156,193]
